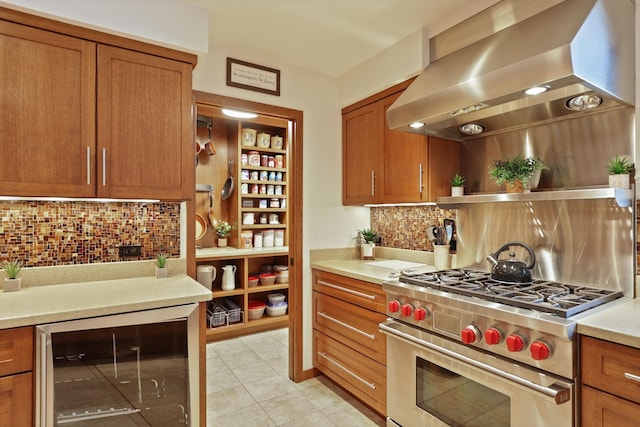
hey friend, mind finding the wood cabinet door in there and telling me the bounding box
[0,372,32,427]
[0,21,96,197]
[97,45,194,200]
[582,386,640,426]
[380,93,428,203]
[342,102,380,205]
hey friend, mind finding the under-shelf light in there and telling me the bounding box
[222,108,258,119]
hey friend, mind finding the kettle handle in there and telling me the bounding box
[489,241,536,269]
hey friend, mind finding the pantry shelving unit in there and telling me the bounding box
[195,111,291,341]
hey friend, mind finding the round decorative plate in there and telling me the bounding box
[195,213,207,240]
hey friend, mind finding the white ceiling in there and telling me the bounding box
[183,0,500,77]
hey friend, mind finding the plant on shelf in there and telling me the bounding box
[450,174,466,196]
[607,156,634,189]
[355,228,378,260]
[2,259,23,292]
[489,155,547,193]
[215,221,232,248]
[155,253,168,278]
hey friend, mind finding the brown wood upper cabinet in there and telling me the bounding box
[0,18,194,200]
[342,80,459,205]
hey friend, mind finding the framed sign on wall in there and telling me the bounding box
[226,57,280,96]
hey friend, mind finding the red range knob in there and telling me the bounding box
[460,325,480,344]
[506,334,525,352]
[388,300,400,313]
[530,341,551,360]
[484,328,502,345]
[414,307,428,321]
[401,303,414,317]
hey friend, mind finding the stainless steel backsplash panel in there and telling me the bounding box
[460,108,635,193]
[457,199,634,296]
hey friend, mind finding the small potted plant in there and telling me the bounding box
[450,174,466,197]
[215,221,232,247]
[356,228,378,260]
[155,253,168,278]
[607,156,634,189]
[489,155,547,193]
[2,259,23,292]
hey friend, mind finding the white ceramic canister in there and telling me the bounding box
[254,232,263,248]
[263,229,274,247]
[271,135,283,149]
[241,128,257,146]
[274,229,284,247]
[243,212,255,225]
[257,132,271,148]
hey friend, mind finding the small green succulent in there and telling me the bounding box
[2,259,23,279]
[450,174,466,187]
[607,156,634,175]
[355,228,378,244]
[155,253,168,268]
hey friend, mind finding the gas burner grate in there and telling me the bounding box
[399,269,622,317]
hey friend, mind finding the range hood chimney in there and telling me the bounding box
[387,0,634,141]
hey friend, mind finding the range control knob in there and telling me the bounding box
[484,328,502,345]
[414,307,429,321]
[401,303,414,318]
[460,325,481,344]
[506,334,525,352]
[388,300,401,313]
[530,341,551,360]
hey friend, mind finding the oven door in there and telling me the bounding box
[380,319,574,427]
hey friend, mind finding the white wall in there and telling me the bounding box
[0,0,208,53]
[193,47,370,371]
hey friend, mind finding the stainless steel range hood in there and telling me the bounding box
[386,0,634,141]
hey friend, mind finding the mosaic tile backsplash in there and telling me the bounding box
[370,205,457,252]
[0,201,180,267]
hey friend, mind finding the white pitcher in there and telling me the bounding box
[221,265,237,291]
[196,265,217,291]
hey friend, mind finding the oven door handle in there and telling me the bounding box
[379,321,571,405]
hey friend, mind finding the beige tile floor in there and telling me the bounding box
[206,328,385,426]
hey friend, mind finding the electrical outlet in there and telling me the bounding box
[119,245,142,258]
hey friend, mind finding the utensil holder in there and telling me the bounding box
[434,245,450,270]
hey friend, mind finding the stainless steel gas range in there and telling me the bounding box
[380,268,626,427]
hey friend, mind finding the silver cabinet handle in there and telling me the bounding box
[318,352,376,390]
[0,358,13,364]
[317,311,376,340]
[371,170,375,196]
[86,146,91,185]
[624,372,640,382]
[419,163,423,192]
[380,321,571,405]
[316,280,376,300]
[102,147,106,186]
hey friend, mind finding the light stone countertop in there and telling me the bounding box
[311,258,437,285]
[577,297,640,349]
[0,274,212,329]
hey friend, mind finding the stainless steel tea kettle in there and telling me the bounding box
[486,241,536,283]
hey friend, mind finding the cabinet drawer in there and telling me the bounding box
[582,385,640,426]
[581,336,640,405]
[313,291,386,365]
[314,330,386,415]
[0,327,33,377]
[313,270,386,313]
[0,372,33,427]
